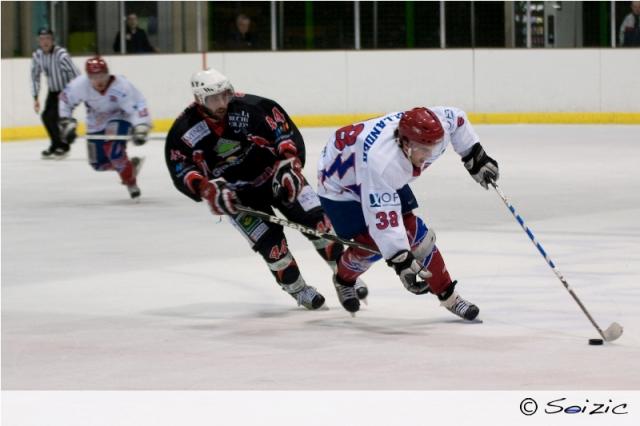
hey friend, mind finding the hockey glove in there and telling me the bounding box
[58,117,77,145]
[199,179,239,216]
[272,157,306,204]
[461,142,499,189]
[386,250,432,295]
[132,124,150,146]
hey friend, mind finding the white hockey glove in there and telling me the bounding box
[132,124,150,146]
[58,117,77,145]
[386,250,432,295]
[272,157,306,204]
[461,143,499,189]
[199,179,239,216]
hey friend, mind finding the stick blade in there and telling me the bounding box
[603,322,623,342]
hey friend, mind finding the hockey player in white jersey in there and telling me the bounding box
[317,107,499,318]
[58,56,151,198]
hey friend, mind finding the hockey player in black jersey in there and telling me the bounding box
[165,68,367,310]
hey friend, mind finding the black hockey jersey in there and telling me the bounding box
[165,94,305,202]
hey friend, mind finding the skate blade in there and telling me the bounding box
[54,153,70,160]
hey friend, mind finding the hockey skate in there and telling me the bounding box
[326,259,368,302]
[53,145,70,159]
[41,147,55,159]
[280,275,325,310]
[127,157,144,199]
[42,145,69,160]
[291,285,326,310]
[438,281,479,321]
[354,278,368,303]
[333,274,360,314]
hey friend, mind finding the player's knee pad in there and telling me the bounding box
[87,139,127,171]
[87,141,106,170]
[266,250,301,287]
[403,213,436,263]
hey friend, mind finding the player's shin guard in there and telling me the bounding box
[404,213,479,320]
[310,237,343,270]
[404,213,452,295]
[115,157,136,186]
[264,242,325,310]
[308,216,369,301]
[335,234,381,282]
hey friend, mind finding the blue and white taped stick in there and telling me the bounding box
[489,179,623,342]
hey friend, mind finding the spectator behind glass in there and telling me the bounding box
[227,14,256,49]
[619,1,640,46]
[113,13,159,53]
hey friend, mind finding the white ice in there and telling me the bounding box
[2,125,639,390]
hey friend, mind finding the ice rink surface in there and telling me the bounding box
[2,125,639,391]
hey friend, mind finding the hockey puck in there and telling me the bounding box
[588,338,604,345]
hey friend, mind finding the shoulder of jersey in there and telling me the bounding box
[233,93,275,110]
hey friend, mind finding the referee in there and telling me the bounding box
[31,28,80,159]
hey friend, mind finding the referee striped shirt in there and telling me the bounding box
[30,45,80,99]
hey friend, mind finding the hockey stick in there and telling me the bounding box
[83,134,166,141]
[489,179,623,342]
[235,206,380,254]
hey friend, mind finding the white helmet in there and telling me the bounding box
[190,68,234,104]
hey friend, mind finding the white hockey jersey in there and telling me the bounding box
[59,74,151,133]
[317,107,480,259]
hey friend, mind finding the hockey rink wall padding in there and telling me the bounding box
[2,49,639,140]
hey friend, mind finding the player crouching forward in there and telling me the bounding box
[164,68,367,310]
[318,107,499,319]
[58,56,151,199]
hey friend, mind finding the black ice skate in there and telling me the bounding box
[327,260,368,303]
[354,278,368,302]
[291,285,326,310]
[41,147,55,159]
[127,157,144,199]
[127,184,141,199]
[42,145,69,160]
[280,276,325,310]
[438,281,479,321]
[333,274,360,314]
[53,145,70,159]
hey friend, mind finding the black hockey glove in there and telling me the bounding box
[58,117,77,145]
[461,143,499,189]
[132,124,150,146]
[199,179,239,216]
[272,157,306,204]
[386,250,432,295]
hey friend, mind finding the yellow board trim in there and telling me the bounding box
[2,112,639,141]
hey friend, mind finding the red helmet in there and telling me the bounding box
[85,56,109,75]
[398,107,444,145]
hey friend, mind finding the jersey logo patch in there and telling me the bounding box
[228,111,250,132]
[457,116,465,127]
[368,192,400,208]
[182,120,211,147]
[215,137,242,158]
